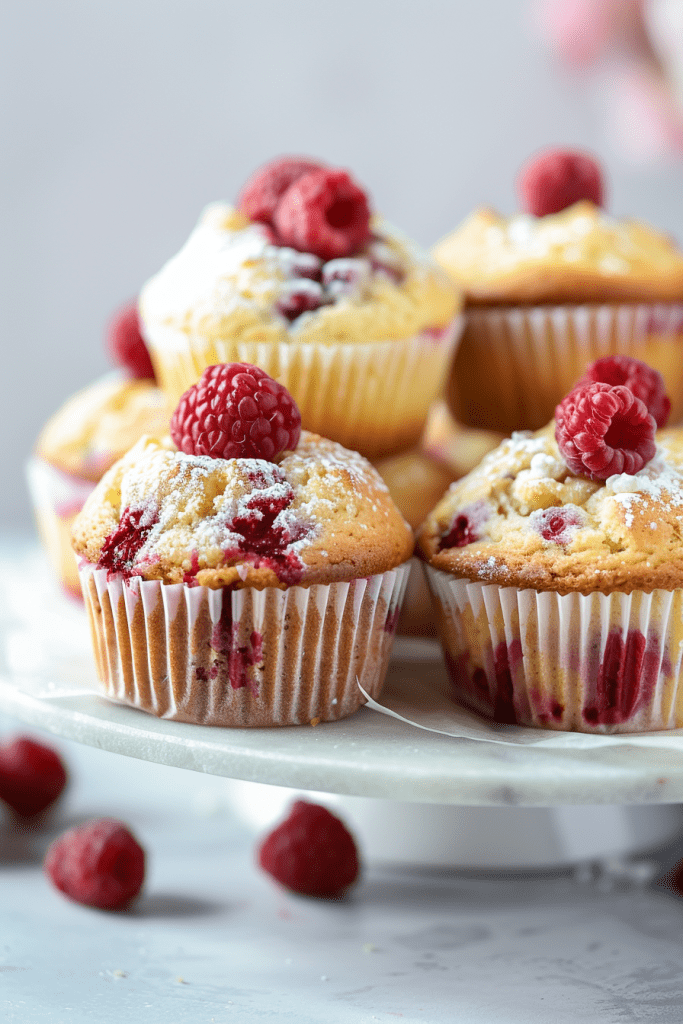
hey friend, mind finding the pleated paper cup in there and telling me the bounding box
[79,562,410,728]
[424,564,683,734]
[447,302,683,434]
[26,457,95,600]
[147,317,463,460]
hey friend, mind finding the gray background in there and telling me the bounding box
[4,0,683,527]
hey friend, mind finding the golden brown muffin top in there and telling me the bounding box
[35,373,172,483]
[418,424,683,594]
[73,431,413,589]
[433,202,683,305]
[139,204,460,348]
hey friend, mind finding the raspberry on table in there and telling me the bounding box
[257,800,359,898]
[107,301,156,380]
[44,818,145,911]
[273,168,371,262]
[517,147,604,217]
[555,382,656,481]
[0,736,67,817]
[237,156,326,226]
[572,355,670,429]
[170,363,301,463]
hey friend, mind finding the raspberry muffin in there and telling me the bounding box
[434,148,683,433]
[418,357,683,733]
[140,156,462,459]
[72,364,413,727]
[27,304,169,598]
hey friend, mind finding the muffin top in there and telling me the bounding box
[433,202,683,306]
[73,431,413,590]
[140,201,459,349]
[35,373,171,483]
[418,423,683,595]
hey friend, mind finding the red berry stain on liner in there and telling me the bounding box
[201,595,264,694]
[97,503,159,578]
[383,605,401,634]
[444,640,522,725]
[583,628,661,726]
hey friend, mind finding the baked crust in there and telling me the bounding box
[73,431,414,589]
[417,424,683,595]
[36,374,172,482]
[140,204,460,348]
[433,203,683,306]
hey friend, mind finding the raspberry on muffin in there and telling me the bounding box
[72,365,413,727]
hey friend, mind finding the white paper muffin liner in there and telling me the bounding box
[424,564,683,734]
[26,457,95,598]
[146,317,463,459]
[447,302,683,433]
[79,561,411,727]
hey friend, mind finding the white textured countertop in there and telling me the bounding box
[1,723,683,1024]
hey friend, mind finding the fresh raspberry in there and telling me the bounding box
[257,800,359,898]
[572,355,670,428]
[517,148,604,216]
[44,818,145,911]
[170,363,301,463]
[273,168,371,262]
[555,382,656,481]
[237,156,326,226]
[106,301,156,380]
[0,737,67,817]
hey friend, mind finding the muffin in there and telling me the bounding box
[434,148,683,434]
[418,357,683,733]
[140,156,462,459]
[72,363,413,727]
[28,368,170,599]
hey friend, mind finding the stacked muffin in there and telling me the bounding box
[28,304,171,598]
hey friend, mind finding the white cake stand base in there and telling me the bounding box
[224,779,683,869]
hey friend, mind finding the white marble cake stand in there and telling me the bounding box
[2,539,683,868]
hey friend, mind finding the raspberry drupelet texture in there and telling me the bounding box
[573,355,671,429]
[0,737,68,817]
[44,818,145,911]
[107,301,156,380]
[555,382,656,481]
[237,156,326,227]
[517,147,604,217]
[273,168,371,261]
[170,363,301,463]
[257,800,359,898]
